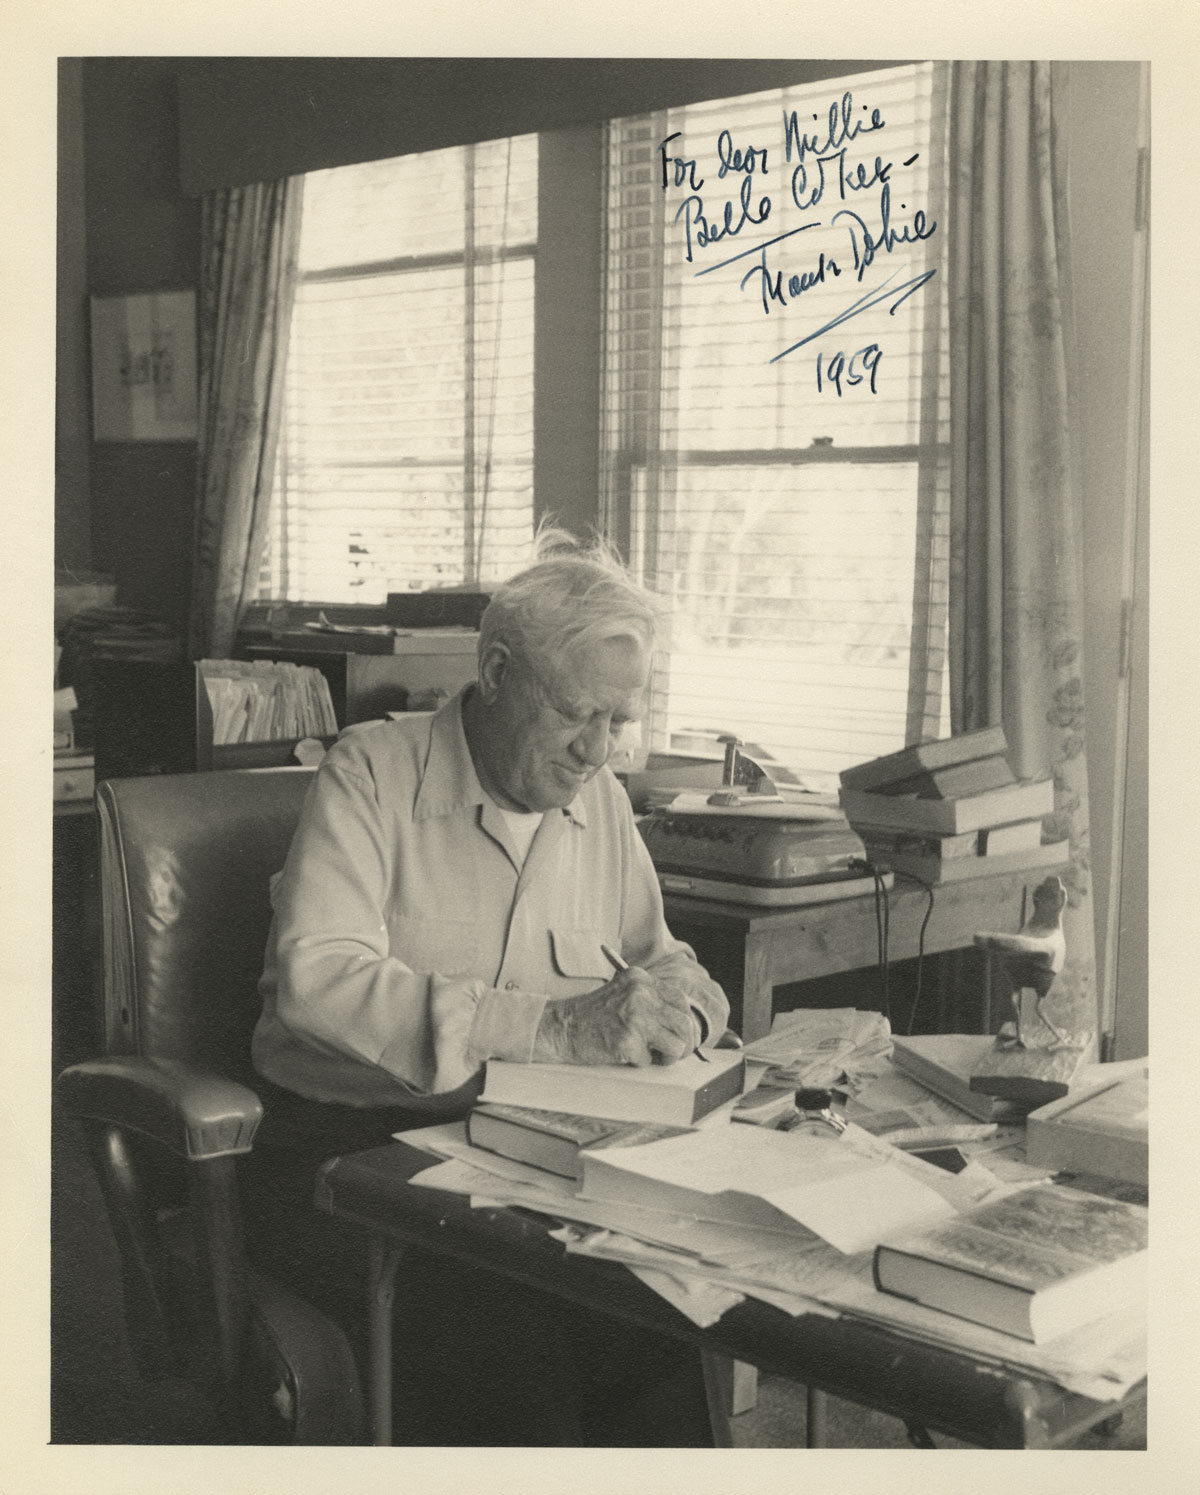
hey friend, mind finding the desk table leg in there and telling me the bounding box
[366,1236,405,1446]
[699,1351,735,1447]
[740,933,775,1044]
[806,1386,828,1448]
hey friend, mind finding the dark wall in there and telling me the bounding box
[76,57,201,630]
[56,61,91,574]
[177,58,894,194]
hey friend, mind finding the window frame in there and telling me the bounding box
[258,138,540,609]
[599,67,952,778]
[246,72,951,783]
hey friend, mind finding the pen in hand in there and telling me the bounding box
[599,942,710,1062]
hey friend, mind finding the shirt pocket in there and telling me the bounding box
[391,914,481,977]
[549,926,615,982]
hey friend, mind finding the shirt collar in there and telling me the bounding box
[413,684,588,828]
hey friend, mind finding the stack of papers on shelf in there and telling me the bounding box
[54,685,78,752]
[199,659,338,744]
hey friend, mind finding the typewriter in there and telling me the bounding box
[636,739,886,908]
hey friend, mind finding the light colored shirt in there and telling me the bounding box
[253,687,729,1111]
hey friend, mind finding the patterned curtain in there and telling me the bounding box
[948,61,1097,1038]
[189,177,304,659]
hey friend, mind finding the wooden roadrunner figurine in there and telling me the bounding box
[969,876,1091,1111]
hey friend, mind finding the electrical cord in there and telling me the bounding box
[851,857,937,1034]
[892,872,936,1035]
[852,858,893,1026]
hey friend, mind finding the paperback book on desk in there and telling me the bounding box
[873,1184,1148,1344]
[481,1049,746,1126]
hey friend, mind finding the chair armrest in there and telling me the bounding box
[57,1056,263,1160]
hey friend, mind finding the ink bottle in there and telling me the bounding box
[783,1087,848,1137]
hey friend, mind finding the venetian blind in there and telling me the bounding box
[260,135,538,604]
[602,63,951,787]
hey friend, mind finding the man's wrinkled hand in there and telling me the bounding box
[533,966,699,1067]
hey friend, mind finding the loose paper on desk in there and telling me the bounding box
[400,1124,925,1306]
[578,1123,955,1254]
[743,1007,893,1094]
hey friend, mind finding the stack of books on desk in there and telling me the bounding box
[838,727,1066,884]
[469,1051,958,1255]
[467,1051,744,1177]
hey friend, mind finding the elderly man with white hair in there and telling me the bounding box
[249,530,731,1445]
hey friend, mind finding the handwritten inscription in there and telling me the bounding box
[659,90,937,388]
[816,344,883,396]
[675,176,772,263]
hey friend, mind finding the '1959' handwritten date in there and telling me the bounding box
[816,345,882,396]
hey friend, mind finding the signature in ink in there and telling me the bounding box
[832,182,937,281]
[739,240,842,315]
[771,266,937,363]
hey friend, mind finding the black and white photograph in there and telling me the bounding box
[4,3,1192,1489]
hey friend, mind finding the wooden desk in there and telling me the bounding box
[664,870,1040,1042]
[315,1141,1145,1449]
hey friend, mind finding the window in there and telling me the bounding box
[602,63,951,787]
[260,135,538,604]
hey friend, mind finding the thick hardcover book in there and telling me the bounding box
[858,826,983,861]
[467,1103,694,1179]
[840,778,1054,836]
[873,1184,1148,1343]
[839,726,1009,793]
[858,819,1044,864]
[868,839,1069,887]
[481,1050,746,1126]
[875,755,1016,801]
[1025,1066,1148,1187]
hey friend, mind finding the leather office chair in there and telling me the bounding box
[55,768,365,1444]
